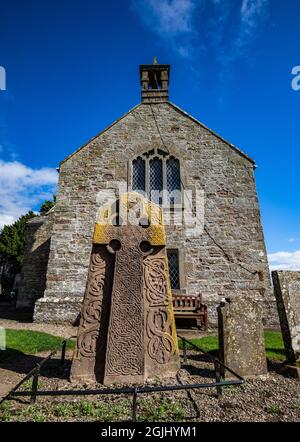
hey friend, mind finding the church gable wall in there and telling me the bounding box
[38,102,276,326]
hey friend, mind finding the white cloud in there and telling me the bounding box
[268,250,300,271]
[289,237,300,243]
[132,0,269,63]
[132,0,197,57]
[133,0,196,36]
[0,159,58,229]
[234,0,269,54]
[241,0,268,26]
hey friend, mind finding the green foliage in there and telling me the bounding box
[137,398,186,422]
[39,195,56,215]
[292,402,300,411]
[0,211,36,269]
[267,404,282,414]
[0,196,56,278]
[178,331,286,361]
[0,398,186,422]
[0,329,74,362]
[19,405,45,422]
[0,402,11,422]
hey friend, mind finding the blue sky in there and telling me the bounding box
[0,0,299,269]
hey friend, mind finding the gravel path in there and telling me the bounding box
[1,347,300,422]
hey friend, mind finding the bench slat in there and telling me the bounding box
[172,293,208,330]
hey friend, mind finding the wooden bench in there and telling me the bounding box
[172,294,208,330]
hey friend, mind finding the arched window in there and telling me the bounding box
[167,157,181,205]
[132,157,146,192]
[131,149,181,206]
[150,158,163,205]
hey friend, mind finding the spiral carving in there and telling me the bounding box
[144,256,176,364]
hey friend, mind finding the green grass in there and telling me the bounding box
[178,335,219,355]
[267,404,282,415]
[0,329,74,362]
[0,329,285,364]
[178,331,286,361]
[263,331,285,361]
[0,398,186,422]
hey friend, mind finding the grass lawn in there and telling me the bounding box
[0,329,285,364]
[178,330,286,361]
[0,329,75,362]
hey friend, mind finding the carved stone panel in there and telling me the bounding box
[70,245,114,383]
[70,192,180,385]
[103,229,145,384]
[144,249,178,378]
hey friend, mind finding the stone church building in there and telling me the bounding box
[17,62,277,326]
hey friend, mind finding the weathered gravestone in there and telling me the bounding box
[70,192,180,384]
[218,296,267,378]
[272,271,300,377]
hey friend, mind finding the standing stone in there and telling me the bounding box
[218,296,267,378]
[70,192,180,385]
[272,271,300,371]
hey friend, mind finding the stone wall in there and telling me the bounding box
[31,102,275,325]
[17,212,54,312]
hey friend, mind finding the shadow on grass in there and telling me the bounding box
[0,348,71,381]
[265,348,286,359]
[180,349,219,363]
[0,305,33,323]
[181,363,215,379]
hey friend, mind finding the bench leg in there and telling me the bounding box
[196,319,202,330]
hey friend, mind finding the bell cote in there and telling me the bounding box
[140,62,170,103]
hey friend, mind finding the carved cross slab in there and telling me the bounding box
[70,193,179,385]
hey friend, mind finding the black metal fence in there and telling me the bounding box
[1,335,245,421]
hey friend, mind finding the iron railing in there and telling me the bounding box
[0,335,245,421]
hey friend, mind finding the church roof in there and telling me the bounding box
[60,102,256,166]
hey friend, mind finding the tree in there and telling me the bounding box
[0,196,56,296]
[39,195,56,215]
[0,211,36,269]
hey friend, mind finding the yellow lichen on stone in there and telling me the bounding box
[147,224,166,246]
[94,224,111,244]
[94,192,166,245]
[163,253,179,354]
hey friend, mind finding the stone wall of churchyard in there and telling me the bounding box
[30,102,277,325]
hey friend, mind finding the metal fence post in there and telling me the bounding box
[132,387,138,422]
[61,340,66,366]
[214,359,222,398]
[30,365,40,404]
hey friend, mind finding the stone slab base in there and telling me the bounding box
[33,297,82,324]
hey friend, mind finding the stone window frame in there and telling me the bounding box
[129,148,183,209]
